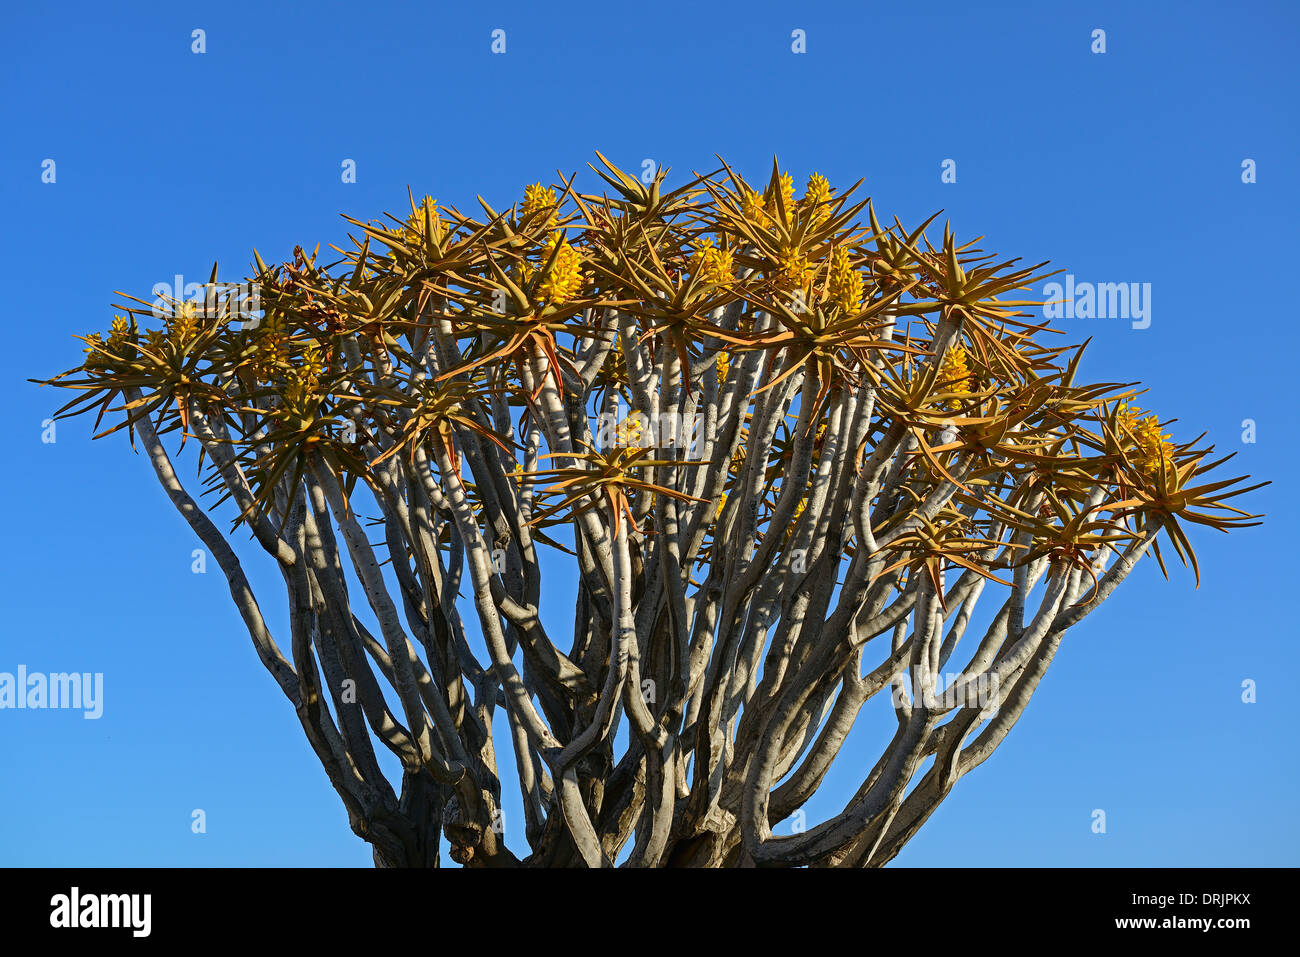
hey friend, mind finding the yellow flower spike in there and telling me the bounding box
[766,172,795,221]
[715,349,730,381]
[406,195,444,242]
[1133,414,1174,477]
[740,187,772,228]
[690,237,735,286]
[536,232,583,303]
[109,316,129,339]
[1115,402,1144,439]
[777,254,811,289]
[780,171,795,202]
[522,183,558,225]
[803,173,832,225]
[170,300,199,339]
[616,414,647,448]
[938,345,971,394]
[771,238,816,291]
[826,246,863,313]
[283,374,309,409]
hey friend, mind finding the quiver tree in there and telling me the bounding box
[41,156,1264,867]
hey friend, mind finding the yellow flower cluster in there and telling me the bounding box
[282,348,325,409]
[282,374,312,409]
[406,195,444,242]
[770,172,795,218]
[690,237,734,285]
[803,173,832,225]
[535,232,584,303]
[1115,404,1174,477]
[715,349,730,381]
[740,186,770,227]
[774,241,814,290]
[616,414,647,448]
[250,311,289,375]
[1132,414,1175,478]
[522,183,557,225]
[170,300,199,340]
[938,346,972,393]
[826,246,862,312]
[742,172,829,228]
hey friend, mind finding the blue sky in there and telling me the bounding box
[1,0,1296,866]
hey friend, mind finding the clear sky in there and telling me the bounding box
[2,0,1296,866]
